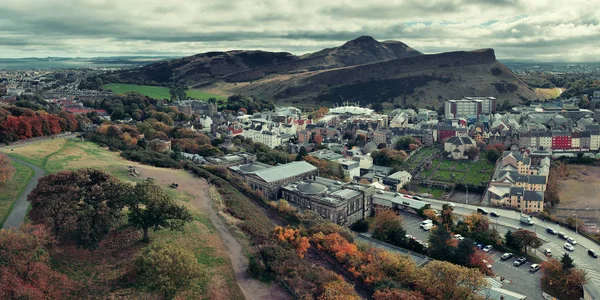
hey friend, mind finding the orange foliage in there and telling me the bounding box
[373,289,425,300]
[273,226,310,258]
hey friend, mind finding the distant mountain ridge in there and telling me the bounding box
[110,36,543,107]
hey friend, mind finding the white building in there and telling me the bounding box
[335,158,360,180]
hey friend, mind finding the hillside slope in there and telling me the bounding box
[227,48,539,107]
[109,37,542,107]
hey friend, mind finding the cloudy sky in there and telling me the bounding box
[1,0,599,61]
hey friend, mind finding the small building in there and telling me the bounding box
[444,136,476,160]
[336,158,360,180]
[383,171,413,192]
[372,191,430,214]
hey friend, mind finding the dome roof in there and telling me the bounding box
[296,182,327,195]
[239,163,267,173]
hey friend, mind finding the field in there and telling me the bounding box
[555,165,600,222]
[103,83,228,101]
[535,87,563,99]
[419,156,494,186]
[0,160,33,227]
[2,139,245,299]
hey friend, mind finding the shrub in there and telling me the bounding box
[350,219,369,233]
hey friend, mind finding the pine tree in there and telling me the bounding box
[561,253,575,271]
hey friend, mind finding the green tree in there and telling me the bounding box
[561,253,575,271]
[512,228,543,253]
[128,181,193,242]
[486,149,500,163]
[132,243,203,298]
[505,230,515,248]
[454,238,475,266]
[296,146,308,161]
[428,225,453,261]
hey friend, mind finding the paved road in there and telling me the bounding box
[417,196,600,299]
[2,157,45,230]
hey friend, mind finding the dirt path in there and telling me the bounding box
[137,166,289,300]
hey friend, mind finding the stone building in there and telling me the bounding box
[230,161,317,199]
[281,176,375,225]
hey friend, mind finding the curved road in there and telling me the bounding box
[2,156,45,230]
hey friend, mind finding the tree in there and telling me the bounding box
[418,260,487,300]
[273,226,310,258]
[28,169,128,247]
[296,146,308,161]
[372,210,405,245]
[505,230,516,248]
[512,228,543,253]
[350,219,369,232]
[128,181,193,242]
[485,148,500,163]
[0,154,15,183]
[465,146,480,160]
[318,278,360,300]
[132,243,203,298]
[0,224,74,299]
[561,253,575,271]
[428,225,454,261]
[453,238,476,266]
[541,258,587,298]
[373,289,425,300]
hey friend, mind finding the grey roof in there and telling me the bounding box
[330,189,361,199]
[524,190,544,202]
[296,182,328,194]
[239,163,268,173]
[446,136,475,146]
[252,161,316,183]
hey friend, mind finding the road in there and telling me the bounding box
[2,156,45,229]
[417,196,600,299]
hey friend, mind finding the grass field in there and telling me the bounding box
[418,186,446,198]
[103,83,228,101]
[2,138,243,299]
[464,159,495,185]
[536,87,563,99]
[0,161,33,227]
[438,160,468,171]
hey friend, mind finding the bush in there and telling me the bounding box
[121,149,181,169]
[350,219,369,233]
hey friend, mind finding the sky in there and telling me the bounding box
[0,0,599,61]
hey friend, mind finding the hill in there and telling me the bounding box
[108,36,543,107]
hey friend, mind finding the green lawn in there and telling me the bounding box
[102,83,228,101]
[103,83,172,99]
[432,170,466,183]
[418,186,446,199]
[0,160,34,227]
[464,159,495,185]
[438,160,468,171]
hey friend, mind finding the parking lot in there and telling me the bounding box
[398,211,542,299]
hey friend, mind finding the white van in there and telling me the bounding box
[544,249,552,257]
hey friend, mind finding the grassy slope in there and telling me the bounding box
[103,83,227,101]
[0,161,33,227]
[2,138,243,299]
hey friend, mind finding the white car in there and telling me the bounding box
[564,243,575,251]
[483,245,493,252]
[482,259,492,269]
[453,234,465,240]
[567,237,578,245]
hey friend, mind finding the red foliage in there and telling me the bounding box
[0,225,75,299]
[0,111,77,142]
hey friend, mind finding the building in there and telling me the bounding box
[383,171,413,191]
[444,97,496,119]
[372,191,430,214]
[309,149,344,161]
[230,161,317,199]
[336,158,360,180]
[281,176,375,225]
[204,152,257,167]
[443,136,476,160]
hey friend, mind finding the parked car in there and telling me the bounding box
[544,249,552,257]
[501,253,513,260]
[477,207,489,215]
[405,234,414,240]
[567,237,578,245]
[529,264,541,272]
[546,227,558,235]
[446,202,455,208]
[412,196,421,200]
[476,243,484,250]
[514,257,527,266]
[490,211,499,217]
[453,234,465,240]
[483,245,493,252]
[589,249,598,258]
[558,232,567,239]
[564,243,575,251]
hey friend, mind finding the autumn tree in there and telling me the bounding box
[418,260,487,300]
[541,258,587,298]
[373,289,425,300]
[0,225,74,299]
[318,278,360,300]
[28,169,128,247]
[128,180,193,242]
[512,228,543,253]
[465,146,480,160]
[468,249,493,275]
[0,154,15,183]
[132,242,203,298]
[371,210,406,246]
[273,226,310,258]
